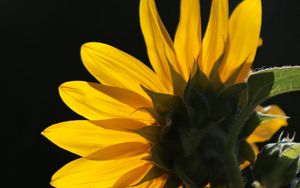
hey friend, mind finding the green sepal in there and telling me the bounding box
[141,85,183,117]
[174,156,207,188]
[150,144,173,171]
[134,126,162,143]
[168,61,186,96]
[209,54,225,91]
[282,143,300,161]
[179,128,206,157]
[183,86,209,127]
[247,66,300,109]
[188,68,214,94]
[218,83,248,113]
[163,175,182,188]
[135,107,164,125]
[238,139,256,164]
[184,68,215,124]
[224,61,246,87]
[132,166,165,187]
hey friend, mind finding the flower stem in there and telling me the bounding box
[225,112,251,188]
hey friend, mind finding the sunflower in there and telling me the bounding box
[43,0,288,187]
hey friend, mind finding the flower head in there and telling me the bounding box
[43,0,288,187]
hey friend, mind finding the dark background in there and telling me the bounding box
[1,0,299,187]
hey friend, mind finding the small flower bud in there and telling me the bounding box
[252,134,300,188]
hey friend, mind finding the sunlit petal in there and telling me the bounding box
[174,0,201,80]
[219,0,262,82]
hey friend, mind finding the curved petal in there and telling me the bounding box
[174,0,201,80]
[236,38,263,83]
[200,0,228,76]
[59,81,154,124]
[113,163,153,187]
[50,154,149,188]
[219,0,262,82]
[81,42,168,97]
[240,143,259,170]
[247,105,288,143]
[42,120,148,157]
[86,142,151,160]
[132,175,168,188]
[140,0,179,91]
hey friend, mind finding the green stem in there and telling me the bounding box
[225,151,244,188]
[225,111,251,188]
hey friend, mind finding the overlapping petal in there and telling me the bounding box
[200,0,228,76]
[219,0,262,82]
[81,42,168,96]
[247,105,288,143]
[50,154,149,188]
[132,175,168,188]
[174,0,201,80]
[113,163,153,187]
[59,81,154,124]
[42,120,148,157]
[140,0,180,91]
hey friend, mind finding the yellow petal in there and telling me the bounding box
[86,142,150,160]
[132,175,168,188]
[113,163,153,187]
[240,143,259,170]
[91,118,148,131]
[200,0,228,76]
[42,120,148,157]
[174,0,201,80]
[81,42,167,97]
[235,38,263,83]
[219,0,262,82]
[59,81,154,124]
[140,0,179,91]
[51,154,149,188]
[247,105,288,143]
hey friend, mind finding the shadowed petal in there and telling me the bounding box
[132,175,168,188]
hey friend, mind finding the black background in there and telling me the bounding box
[1,0,300,187]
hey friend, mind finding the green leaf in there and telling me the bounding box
[247,66,300,108]
[134,126,162,143]
[239,111,288,139]
[141,86,183,117]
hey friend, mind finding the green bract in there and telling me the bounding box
[253,137,300,188]
[133,66,300,188]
